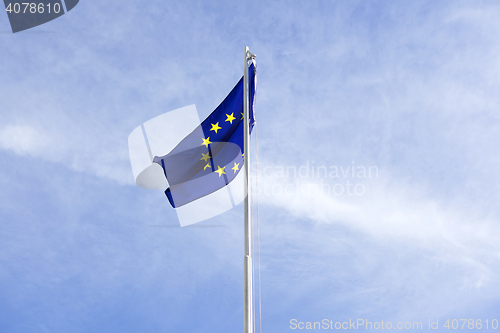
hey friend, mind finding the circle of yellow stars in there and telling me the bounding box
[198,113,246,176]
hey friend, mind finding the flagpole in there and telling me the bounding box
[243,46,253,333]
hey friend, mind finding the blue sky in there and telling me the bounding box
[1,0,500,332]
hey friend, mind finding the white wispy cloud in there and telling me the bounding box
[0,124,51,156]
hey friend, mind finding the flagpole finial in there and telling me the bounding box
[245,46,256,61]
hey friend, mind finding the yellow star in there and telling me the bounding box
[241,112,244,120]
[204,163,211,170]
[215,165,226,177]
[225,113,236,124]
[210,122,222,134]
[232,162,240,173]
[200,152,211,162]
[201,137,212,148]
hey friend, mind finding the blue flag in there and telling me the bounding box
[153,64,256,208]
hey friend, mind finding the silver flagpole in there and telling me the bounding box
[243,46,253,333]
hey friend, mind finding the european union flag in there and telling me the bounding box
[153,64,256,208]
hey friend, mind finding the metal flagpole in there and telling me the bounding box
[243,46,253,333]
